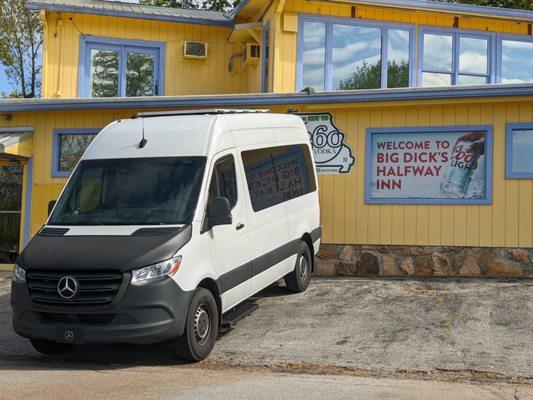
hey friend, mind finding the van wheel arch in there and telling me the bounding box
[197,278,222,327]
[300,233,314,273]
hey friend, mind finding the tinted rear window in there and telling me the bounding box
[241,144,316,212]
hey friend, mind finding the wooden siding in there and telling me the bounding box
[41,11,250,99]
[3,97,532,249]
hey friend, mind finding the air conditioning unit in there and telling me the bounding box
[242,43,260,66]
[184,41,208,60]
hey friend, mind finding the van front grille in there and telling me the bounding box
[27,270,123,306]
[40,312,115,325]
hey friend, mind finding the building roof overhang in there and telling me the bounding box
[0,128,34,159]
[232,0,533,22]
[26,0,235,28]
[1,84,532,113]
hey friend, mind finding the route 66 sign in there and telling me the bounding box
[299,113,355,174]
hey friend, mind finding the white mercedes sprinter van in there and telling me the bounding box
[11,110,321,361]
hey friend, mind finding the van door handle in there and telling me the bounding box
[236,223,245,230]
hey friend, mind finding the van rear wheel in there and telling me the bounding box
[285,241,312,293]
[30,339,73,355]
[174,288,218,362]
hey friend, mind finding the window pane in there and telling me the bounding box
[208,157,237,208]
[511,129,533,174]
[387,29,410,88]
[302,21,326,90]
[126,52,156,97]
[50,157,207,225]
[423,34,453,72]
[501,40,533,84]
[332,24,382,90]
[58,134,97,172]
[422,72,452,87]
[457,75,488,85]
[459,37,488,75]
[242,145,316,212]
[89,49,119,98]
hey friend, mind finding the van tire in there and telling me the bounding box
[174,288,219,362]
[285,241,312,293]
[30,339,73,355]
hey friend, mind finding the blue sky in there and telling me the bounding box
[0,66,10,95]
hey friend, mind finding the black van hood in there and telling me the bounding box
[16,225,192,272]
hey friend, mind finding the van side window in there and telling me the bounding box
[208,156,237,208]
[242,144,316,212]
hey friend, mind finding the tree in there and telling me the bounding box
[140,0,240,12]
[0,0,43,98]
[438,0,532,10]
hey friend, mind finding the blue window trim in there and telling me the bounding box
[506,122,533,179]
[496,34,533,84]
[364,125,494,205]
[78,35,165,98]
[418,26,496,87]
[296,14,416,92]
[52,129,100,178]
[261,22,271,93]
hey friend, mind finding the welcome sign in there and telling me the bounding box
[299,113,355,174]
[365,126,493,205]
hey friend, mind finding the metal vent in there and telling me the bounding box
[39,227,69,236]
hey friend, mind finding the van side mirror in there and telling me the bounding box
[207,197,232,229]
[48,200,57,216]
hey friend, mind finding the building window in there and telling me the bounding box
[420,30,492,87]
[506,123,533,179]
[52,129,99,177]
[499,37,533,84]
[80,36,164,98]
[365,125,493,205]
[298,17,414,91]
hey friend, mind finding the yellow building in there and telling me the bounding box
[0,0,532,277]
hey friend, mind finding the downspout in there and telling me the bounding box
[272,0,286,93]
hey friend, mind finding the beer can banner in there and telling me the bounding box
[367,128,489,201]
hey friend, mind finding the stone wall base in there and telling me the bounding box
[314,245,532,279]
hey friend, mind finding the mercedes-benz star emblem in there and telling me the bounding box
[57,276,78,299]
[64,330,74,341]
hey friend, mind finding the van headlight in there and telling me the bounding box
[12,264,26,283]
[131,256,182,286]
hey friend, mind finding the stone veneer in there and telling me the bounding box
[314,245,532,279]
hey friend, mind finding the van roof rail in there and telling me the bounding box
[134,109,270,118]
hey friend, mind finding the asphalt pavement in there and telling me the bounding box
[0,272,531,399]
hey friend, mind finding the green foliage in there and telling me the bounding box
[140,0,240,12]
[89,50,120,97]
[441,0,533,10]
[0,0,43,98]
[337,61,382,90]
[387,61,410,89]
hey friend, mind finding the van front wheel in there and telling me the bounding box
[174,288,219,362]
[285,242,312,293]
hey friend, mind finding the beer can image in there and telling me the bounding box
[440,131,486,198]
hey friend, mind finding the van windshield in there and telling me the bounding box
[49,157,206,225]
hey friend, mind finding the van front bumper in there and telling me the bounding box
[11,277,193,345]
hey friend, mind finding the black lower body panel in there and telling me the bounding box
[11,278,193,345]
